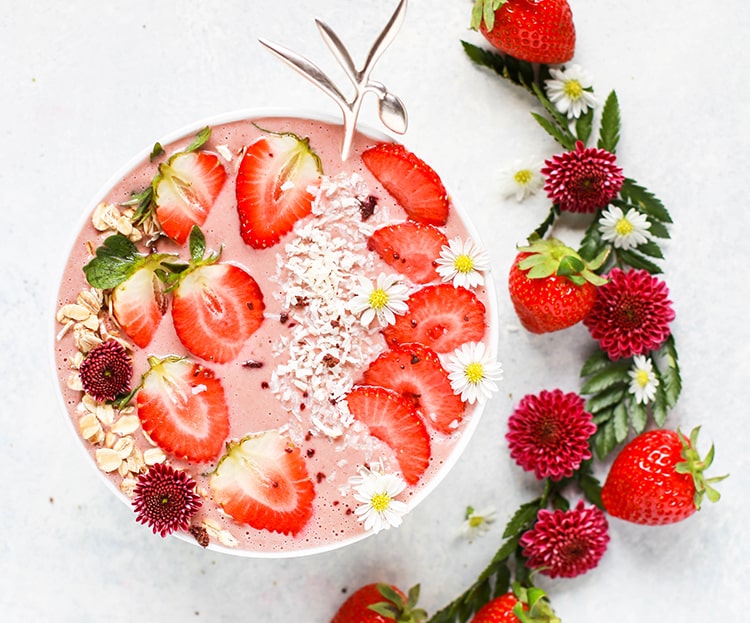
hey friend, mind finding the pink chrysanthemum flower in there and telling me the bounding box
[519,500,610,579]
[583,268,675,360]
[506,389,596,481]
[132,463,202,537]
[542,140,624,213]
[78,339,133,401]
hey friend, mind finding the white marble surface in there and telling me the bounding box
[2,0,748,619]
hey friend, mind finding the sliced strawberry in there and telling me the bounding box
[368,221,448,284]
[360,343,465,435]
[345,385,431,485]
[382,284,487,353]
[209,430,315,536]
[111,261,169,348]
[172,262,265,364]
[362,143,450,226]
[154,150,227,244]
[136,356,230,463]
[236,132,322,249]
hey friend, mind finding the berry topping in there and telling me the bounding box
[368,221,448,284]
[362,143,450,226]
[382,284,487,353]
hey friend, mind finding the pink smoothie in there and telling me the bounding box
[53,113,497,556]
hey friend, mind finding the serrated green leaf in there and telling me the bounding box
[646,217,671,239]
[652,381,668,427]
[530,112,574,149]
[630,396,648,433]
[635,240,665,259]
[585,384,627,414]
[621,178,672,223]
[616,248,663,274]
[613,401,629,442]
[580,348,612,377]
[531,205,559,239]
[658,335,682,408]
[592,406,614,426]
[461,41,535,91]
[502,499,541,538]
[594,419,618,460]
[597,90,621,153]
[580,360,631,394]
[575,107,594,144]
[578,216,608,264]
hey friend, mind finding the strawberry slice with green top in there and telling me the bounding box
[361,343,465,435]
[236,131,322,249]
[136,355,230,463]
[171,227,265,363]
[362,143,450,226]
[209,430,315,536]
[131,127,227,245]
[368,221,448,284]
[382,284,487,353]
[83,234,180,347]
[345,385,431,485]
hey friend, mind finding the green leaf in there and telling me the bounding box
[149,142,165,162]
[577,216,609,265]
[184,126,212,153]
[575,107,594,144]
[635,240,665,259]
[615,248,663,274]
[82,234,140,289]
[658,335,682,408]
[597,90,621,153]
[189,226,206,262]
[580,360,630,394]
[613,400,629,443]
[629,396,648,433]
[530,112,574,149]
[591,406,614,426]
[580,349,612,377]
[646,217,671,239]
[620,178,672,224]
[532,205,560,240]
[585,384,627,414]
[502,498,541,538]
[594,419,618,459]
[461,41,535,91]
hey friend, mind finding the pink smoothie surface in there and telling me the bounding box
[53,113,497,556]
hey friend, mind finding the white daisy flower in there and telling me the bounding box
[459,505,497,542]
[349,273,409,327]
[628,354,660,405]
[498,158,545,202]
[445,341,502,404]
[598,205,651,250]
[350,464,409,534]
[436,237,490,289]
[545,64,597,119]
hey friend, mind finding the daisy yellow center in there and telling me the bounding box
[634,369,650,388]
[615,217,634,236]
[368,288,389,310]
[465,362,485,384]
[514,169,533,185]
[563,79,584,100]
[370,492,392,512]
[453,254,475,274]
[469,515,485,528]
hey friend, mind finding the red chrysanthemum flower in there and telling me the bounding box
[519,500,610,579]
[132,463,202,537]
[542,140,624,213]
[583,268,675,360]
[78,339,133,401]
[506,389,596,481]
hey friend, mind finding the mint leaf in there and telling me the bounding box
[82,234,140,289]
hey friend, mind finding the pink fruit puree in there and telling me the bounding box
[53,113,497,556]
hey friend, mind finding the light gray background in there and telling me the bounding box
[2,0,747,620]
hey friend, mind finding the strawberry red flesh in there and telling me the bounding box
[236,133,321,249]
[154,150,227,244]
[362,143,450,226]
[136,357,230,463]
[111,262,168,348]
[209,430,315,536]
[172,263,265,364]
[382,284,486,353]
[368,221,448,284]
[345,385,431,485]
[361,343,465,435]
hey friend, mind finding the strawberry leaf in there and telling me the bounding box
[184,126,212,153]
[597,90,621,153]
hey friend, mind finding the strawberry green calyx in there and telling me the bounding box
[470,0,509,31]
[369,583,427,623]
[512,583,560,623]
[675,426,728,510]
[517,236,608,287]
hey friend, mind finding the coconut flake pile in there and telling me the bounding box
[270,173,393,440]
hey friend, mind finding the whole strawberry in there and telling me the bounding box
[330,583,426,623]
[470,0,575,65]
[602,427,726,525]
[508,237,607,334]
[471,585,559,623]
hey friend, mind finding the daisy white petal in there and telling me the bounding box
[351,464,409,534]
[445,341,503,404]
[436,237,490,289]
[598,205,652,251]
[349,273,409,328]
[498,158,545,202]
[628,354,659,405]
[545,64,597,119]
[460,505,497,542]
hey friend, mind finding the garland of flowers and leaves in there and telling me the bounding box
[425,43,684,623]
